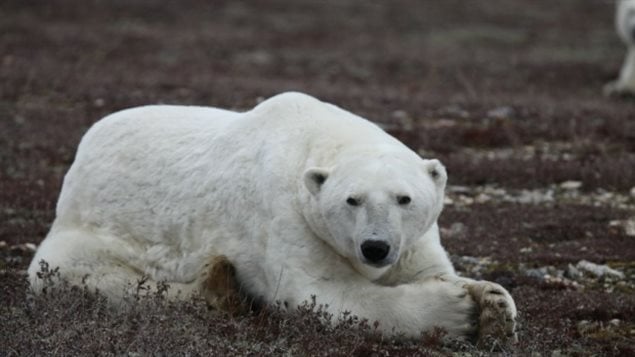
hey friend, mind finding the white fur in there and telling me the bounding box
[29,92,516,339]
[605,0,635,95]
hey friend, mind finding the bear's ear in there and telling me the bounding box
[303,167,330,196]
[423,159,447,188]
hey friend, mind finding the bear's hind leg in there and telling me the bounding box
[28,229,200,302]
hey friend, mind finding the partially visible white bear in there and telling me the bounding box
[29,92,516,342]
[605,0,635,96]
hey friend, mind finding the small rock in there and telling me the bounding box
[247,50,273,65]
[525,268,546,279]
[24,243,37,252]
[474,193,491,203]
[630,186,635,198]
[576,260,625,279]
[391,110,408,120]
[446,222,466,237]
[609,319,620,327]
[447,185,471,194]
[544,273,557,282]
[577,320,599,335]
[609,219,635,237]
[13,115,25,125]
[441,105,469,119]
[487,106,515,119]
[432,119,457,128]
[458,256,483,265]
[452,255,493,278]
[3,55,14,66]
[391,110,413,131]
[560,180,582,190]
[6,256,23,265]
[8,242,37,255]
[516,189,554,204]
[565,264,582,280]
[0,241,7,250]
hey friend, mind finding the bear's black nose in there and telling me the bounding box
[361,240,390,263]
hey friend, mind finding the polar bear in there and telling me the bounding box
[28,92,516,343]
[605,0,635,96]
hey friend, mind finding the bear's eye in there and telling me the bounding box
[397,195,411,205]
[346,197,361,206]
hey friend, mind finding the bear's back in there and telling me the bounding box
[83,104,240,146]
[245,92,412,164]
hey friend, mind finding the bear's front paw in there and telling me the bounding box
[465,281,517,348]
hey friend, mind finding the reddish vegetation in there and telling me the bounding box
[1,0,634,355]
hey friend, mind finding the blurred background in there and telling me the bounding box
[2,1,629,114]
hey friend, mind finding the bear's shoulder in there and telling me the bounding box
[250,92,330,121]
[249,92,380,134]
[254,91,321,110]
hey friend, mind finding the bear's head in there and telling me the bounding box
[303,155,447,275]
